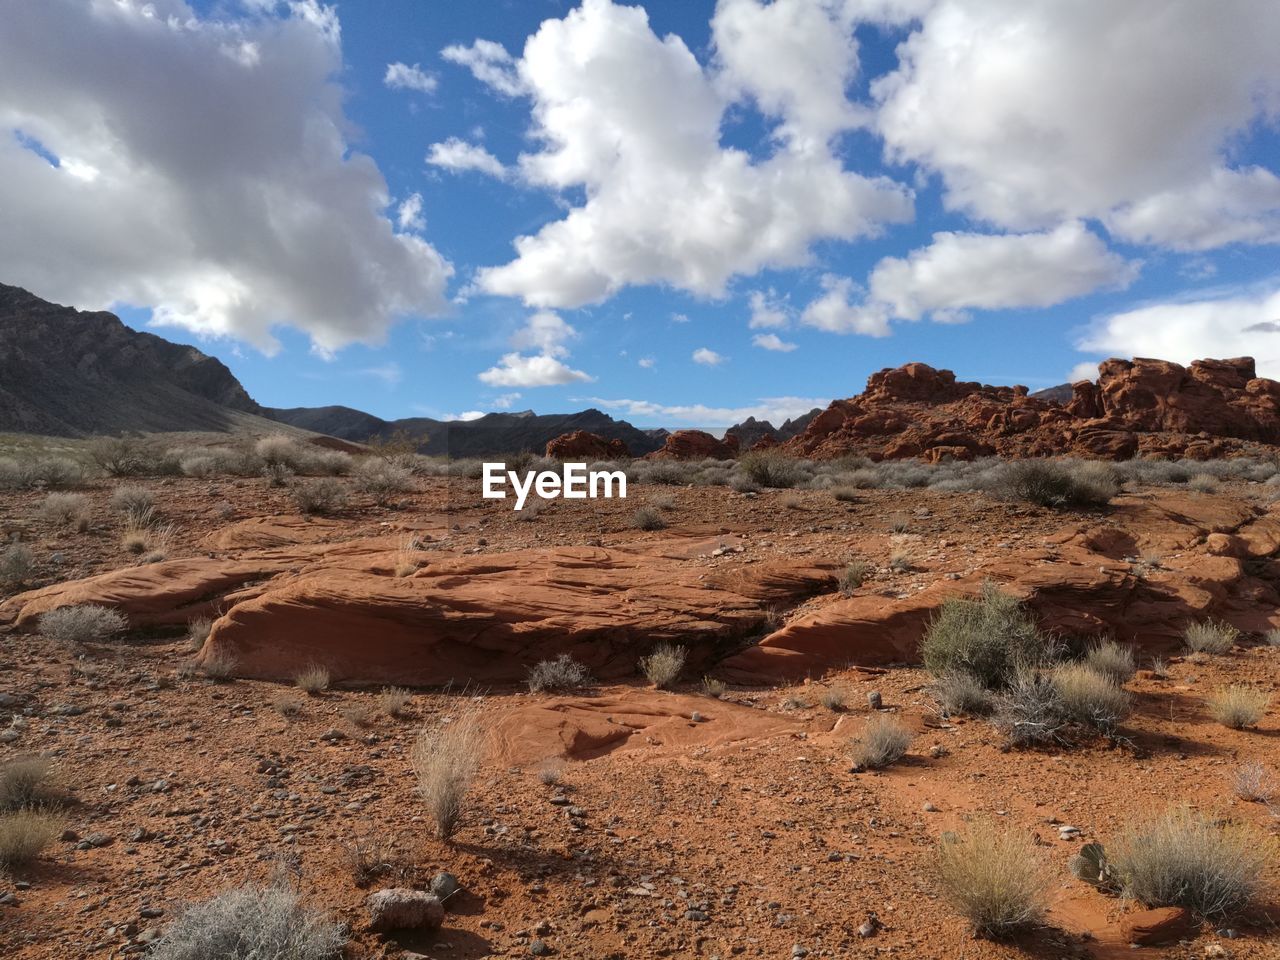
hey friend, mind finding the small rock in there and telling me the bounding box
[366,888,444,933]
[866,691,882,710]
[922,802,939,813]
[791,946,809,958]
[429,872,461,904]
[529,940,552,956]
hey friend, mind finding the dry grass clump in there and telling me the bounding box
[378,687,412,718]
[1231,761,1276,803]
[850,714,912,770]
[820,687,848,712]
[187,616,212,651]
[632,506,667,531]
[39,604,127,645]
[110,483,155,519]
[270,693,304,718]
[738,451,806,489]
[1207,685,1269,729]
[701,676,726,699]
[992,459,1119,508]
[1050,663,1130,733]
[1188,473,1220,493]
[411,703,486,840]
[526,654,592,693]
[290,478,347,515]
[201,651,237,682]
[342,834,397,888]
[0,757,64,812]
[1265,627,1280,647]
[39,492,91,530]
[1183,619,1239,654]
[889,549,914,572]
[0,809,63,871]
[993,670,1069,747]
[294,664,331,695]
[639,643,686,689]
[0,541,35,586]
[148,881,345,960]
[339,704,374,729]
[120,516,172,556]
[1083,639,1136,683]
[353,459,415,505]
[936,819,1049,937]
[1111,808,1271,918]
[921,584,1053,689]
[838,559,872,595]
[933,670,993,716]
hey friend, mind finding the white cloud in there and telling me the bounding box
[425,138,506,179]
[692,347,725,366]
[383,61,437,94]
[872,0,1280,248]
[1067,361,1099,383]
[671,312,691,324]
[397,193,425,231]
[747,289,790,329]
[638,357,655,369]
[474,0,912,308]
[0,0,451,354]
[752,333,797,352]
[478,353,594,387]
[490,392,522,409]
[800,275,890,336]
[1077,284,1280,379]
[442,410,486,422]
[508,311,577,357]
[592,396,828,428]
[355,362,402,385]
[440,38,527,97]
[869,222,1138,322]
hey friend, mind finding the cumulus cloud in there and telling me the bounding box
[478,311,592,387]
[692,347,725,366]
[440,38,527,97]
[592,395,828,428]
[869,222,1138,322]
[638,357,656,369]
[397,193,425,231]
[800,275,890,336]
[747,289,790,329]
[872,0,1280,248]
[0,0,451,354]
[1077,284,1280,379]
[473,0,913,308]
[1067,361,1100,383]
[426,138,507,179]
[752,333,797,352]
[383,61,437,94]
[508,311,577,357]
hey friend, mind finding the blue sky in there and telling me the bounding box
[3,1,1280,427]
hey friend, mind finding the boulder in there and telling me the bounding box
[545,430,629,460]
[367,888,444,933]
[649,429,738,460]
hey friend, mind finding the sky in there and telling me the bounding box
[1,0,1279,429]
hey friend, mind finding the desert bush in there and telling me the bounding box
[378,687,412,718]
[1051,663,1130,733]
[639,643,686,689]
[120,517,171,556]
[26,457,87,489]
[149,881,345,960]
[637,461,694,486]
[294,664,330,695]
[1111,808,1270,918]
[0,542,35,586]
[110,483,155,520]
[991,459,1119,508]
[39,492,91,530]
[256,435,305,468]
[921,584,1053,689]
[933,670,993,716]
[1231,761,1275,803]
[1183,619,1239,654]
[271,693,304,718]
[290,478,347,515]
[851,714,912,770]
[1188,473,1220,493]
[86,436,153,476]
[632,506,666,531]
[701,676,726,699]
[838,559,871,595]
[889,549,914,572]
[411,703,485,840]
[936,819,1048,937]
[526,654,592,693]
[0,756,63,812]
[201,652,237,682]
[1207,685,1269,729]
[832,487,859,502]
[1084,639,1136,683]
[179,455,218,478]
[820,687,848,712]
[339,704,374,729]
[39,604,127,645]
[341,834,397,887]
[738,451,807,489]
[353,460,414,505]
[993,670,1069,746]
[187,616,212,650]
[262,462,294,487]
[0,809,62,871]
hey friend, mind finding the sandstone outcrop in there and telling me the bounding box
[648,429,739,460]
[545,430,630,460]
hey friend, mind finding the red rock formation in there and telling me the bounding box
[783,357,1280,461]
[649,429,739,460]
[545,430,630,460]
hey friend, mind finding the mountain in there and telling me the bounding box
[1030,382,1075,403]
[264,405,668,457]
[724,409,823,450]
[0,282,265,436]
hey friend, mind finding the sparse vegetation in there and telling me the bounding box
[38,492,91,530]
[0,541,35,586]
[1188,473,1220,493]
[837,559,872,595]
[0,756,63,812]
[291,477,347,515]
[201,652,237,682]
[936,819,1048,937]
[738,450,805,489]
[1231,761,1275,803]
[820,687,848,712]
[851,714,912,770]
[1110,808,1270,918]
[271,693,304,718]
[1207,684,1269,729]
[889,549,914,572]
[187,616,212,650]
[294,664,331,695]
[1050,663,1130,733]
[993,670,1069,746]
[639,643,686,689]
[921,584,1053,689]
[701,676,726,699]
[932,670,993,716]
[1083,638,1136,683]
[353,459,414,505]
[1265,627,1280,647]
[378,687,412,718]
[1183,619,1239,654]
[992,459,1119,508]
[148,881,345,960]
[341,834,396,887]
[526,654,592,693]
[339,704,374,729]
[411,702,486,840]
[0,809,63,871]
[110,483,155,521]
[39,604,127,645]
[632,506,667,531]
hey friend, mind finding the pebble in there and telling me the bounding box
[867,691,883,710]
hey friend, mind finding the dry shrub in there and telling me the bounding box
[378,687,412,718]
[110,484,155,519]
[271,693,304,718]
[922,584,1053,689]
[149,881,344,960]
[889,549,914,572]
[851,714,912,770]
[993,671,1069,747]
[633,506,666,531]
[820,687,848,712]
[0,542,35,586]
[537,759,564,785]
[1183,619,1239,654]
[526,654,592,693]
[353,460,415,505]
[411,702,486,841]
[294,664,330,695]
[1051,663,1130,733]
[1112,808,1271,918]
[933,670,993,716]
[187,617,212,651]
[201,651,237,682]
[339,704,374,729]
[39,604,127,645]
[0,756,64,812]
[39,492,91,530]
[936,819,1048,937]
[0,809,62,871]
[1084,639,1136,683]
[738,451,805,489]
[1207,685,1269,729]
[993,459,1119,508]
[838,559,871,595]
[639,643,686,689]
[291,478,347,515]
[1231,761,1275,803]
[832,487,859,502]
[701,676,726,699]
[1264,627,1280,647]
[342,835,397,887]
